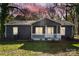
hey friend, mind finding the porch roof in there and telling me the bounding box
[31,18,74,26]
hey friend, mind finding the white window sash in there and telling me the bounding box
[35,27,43,35]
[13,27,18,35]
[60,27,65,35]
[47,27,54,35]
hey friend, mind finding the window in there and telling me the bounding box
[47,27,54,35]
[35,27,43,34]
[13,27,18,35]
[60,27,65,35]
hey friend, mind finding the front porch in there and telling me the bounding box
[31,26,61,41]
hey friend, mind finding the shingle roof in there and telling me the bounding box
[5,18,74,26]
[5,20,36,25]
[4,18,43,25]
[49,18,74,26]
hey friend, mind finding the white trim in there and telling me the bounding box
[32,34,44,35]
[57,26,58,34]
[45,25,47,36]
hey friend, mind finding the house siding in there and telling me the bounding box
[6,25,31,40]
[65,26,73,38]
[5,18,74,40]
[59,26,73,39]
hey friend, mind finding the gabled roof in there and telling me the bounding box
[5,18,74,26]
[31,18,74,26]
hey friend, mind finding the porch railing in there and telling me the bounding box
[31,34,61,40]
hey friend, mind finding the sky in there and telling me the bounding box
[9,3,66,20]
[0,3,70,20]
[13,3,56,8]
[36,3,47,7]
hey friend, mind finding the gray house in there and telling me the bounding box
[5,18,74,41]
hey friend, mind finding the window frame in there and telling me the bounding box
[35,27,43,35]
[13,27,18,35]
[60,27,65,35]
[47,27,54,35]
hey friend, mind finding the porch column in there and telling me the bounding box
[45,25,47,36]
[56,26,58,34]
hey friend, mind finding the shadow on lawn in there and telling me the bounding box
[0,40,22,45]
[19,40,79,55]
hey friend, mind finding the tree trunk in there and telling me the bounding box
[0,3,8,39]
[74,12,78,35]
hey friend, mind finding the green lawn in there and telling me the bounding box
[72,35,79,48]
[72,43,79,47]
[0,40,79,56]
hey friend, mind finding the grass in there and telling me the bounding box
[0,40,79,56]
[72,43,79,47]
[72,35,79,48]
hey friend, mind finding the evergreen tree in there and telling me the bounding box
[0,3,9,39]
